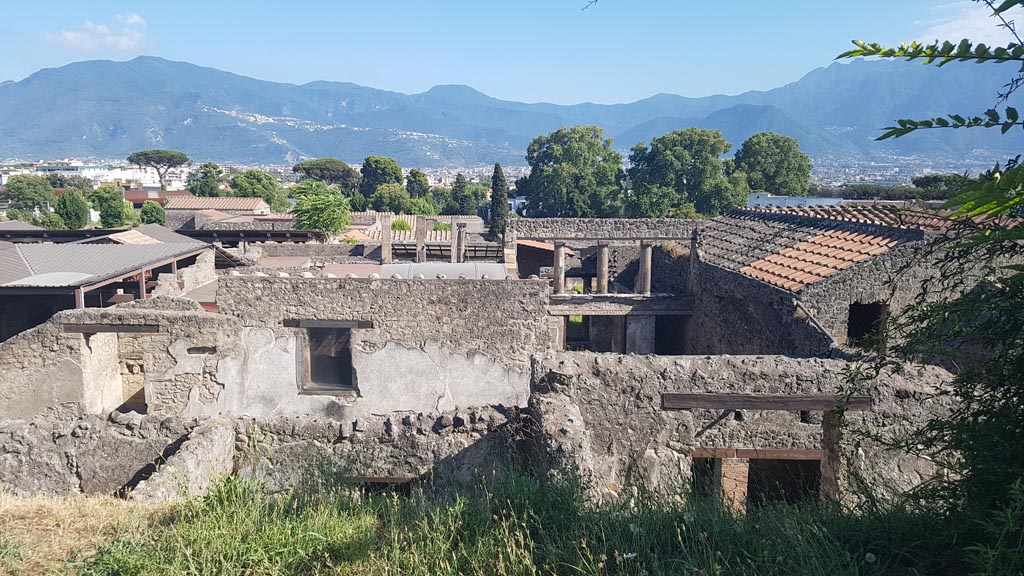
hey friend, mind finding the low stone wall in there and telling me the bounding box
[529,352,951,502]
[652,242,690,294]
[0,412,196,496]
[509,219,703,243]
[152,250,217,297]
[256,243,370,263]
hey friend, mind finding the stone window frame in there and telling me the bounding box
[284,319,372,397]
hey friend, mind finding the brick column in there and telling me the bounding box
[596,242,609,294]
[415,215,427,263]
[714,457,749,515]
[553,241,566,295]
[637,241,653,295]
[380,213,393,264]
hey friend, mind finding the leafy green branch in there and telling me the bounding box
[877,108,1024,140]
[839,39,1024,66]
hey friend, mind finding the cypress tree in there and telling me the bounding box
[489,163,510,237]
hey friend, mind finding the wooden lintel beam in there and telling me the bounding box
[62,324,162,334]
[283,319,374,329]
[691,447,823,460]
[662,393,871,411]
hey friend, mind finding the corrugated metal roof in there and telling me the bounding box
[165,197,269,211]
[0,220,44,231]
[133,224,205,245]
[0,243,209,288]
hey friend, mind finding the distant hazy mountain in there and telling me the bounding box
[0,55,1019,167]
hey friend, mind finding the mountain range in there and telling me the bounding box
[0,55,1020,168]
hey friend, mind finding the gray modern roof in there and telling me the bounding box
[0,220,44,231]
[0,242,209,289]
[73,224,205,246]
[381,262,509,279]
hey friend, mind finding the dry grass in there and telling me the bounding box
[0,492,168,575]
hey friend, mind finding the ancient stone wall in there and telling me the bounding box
[152,251,217,298]
[255,242,372,263]
[529,352,950,502]
[687,258,834,356]
[652,242,691,294]
[509,219,703,243]
[799,241,938,346]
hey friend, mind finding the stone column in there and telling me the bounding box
[714,457,749,515]
[820,410,844,504]
[380,213,393,264]
[455,223,467,263]
[415,215,427,263]
[596,242,610,294]
[553,241,566,295]
[637,241,653,295]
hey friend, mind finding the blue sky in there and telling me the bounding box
[1,1,1014,104]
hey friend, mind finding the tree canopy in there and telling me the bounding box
[88,186,131,228]
[293,158,361,192]
[489,163,509,237]
[127,150,190,190]
[359,156,403,199]
[140,200,165,225]
[406,168,430,199]
[187,162,224,197]
[732,132,812,196]
[371,183,411,213]
[54,190,90,229]
[46,174,94,190]
[4,175,55,211]
[626,128,744,217]
[525,125,623,217]
[291,188,352,235]
[229,169,289,212]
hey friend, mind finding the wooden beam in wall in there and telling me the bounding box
[62,324,162,334]
[691,447,824,460]
[282,319,374,329]
[662,393,871,412]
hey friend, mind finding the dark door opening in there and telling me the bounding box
[747,459,820,506]
[654,315,687,355]
[847,301,889,348]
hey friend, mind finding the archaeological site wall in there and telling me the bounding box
[509,218,703,243]
[529,352,951,502]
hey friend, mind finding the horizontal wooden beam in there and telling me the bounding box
[691,447,823,460]
[283,319,373,329]
[62,324,161,334]
[662,393,871,411]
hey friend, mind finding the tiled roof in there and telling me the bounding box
[744,205,951,231]
[123,189,192,206]
[700,209,922,293]
[164,196,269,211]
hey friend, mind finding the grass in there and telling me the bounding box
[66,465,973,576]
[0,491,167,575]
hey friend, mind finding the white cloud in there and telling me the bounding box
[116,13,147,27]
[917,1,1024,45]
[47,14,146,51]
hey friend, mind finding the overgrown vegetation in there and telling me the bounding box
[77,467,976,576]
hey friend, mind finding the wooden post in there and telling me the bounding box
[637,241,652,295]
[553,241,566,295]
[74,288,85,309]
[596,242,609,294]
[415,215,427,263]
[820,410,844,504]
[449,219,459,263]
[138,270,147,300]
[380,214,393,264]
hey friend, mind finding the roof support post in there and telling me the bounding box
[415,215,427,263]
[74,288,85,309]
[455,223,467,264]
[138,270,148,300]
[380,214,393,264]
[553,241,566,295]
[637,241,653,296]
[596,242,609,294]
